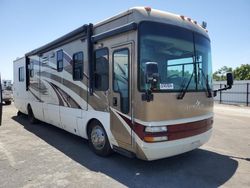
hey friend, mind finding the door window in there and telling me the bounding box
[113,49,129,114]
[94,48,109,91]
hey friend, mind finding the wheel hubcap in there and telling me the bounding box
[91,126,106,150]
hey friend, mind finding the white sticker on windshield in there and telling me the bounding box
[160,83,174,90]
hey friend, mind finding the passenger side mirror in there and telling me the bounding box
[226,72,233,88]
[213,72,234,97]
[145,62,159,90]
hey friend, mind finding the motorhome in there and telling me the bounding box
[13,7,233,160]
[1,80,13,105]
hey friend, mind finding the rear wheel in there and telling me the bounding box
[88,120,112,157]
[27,105,38,124]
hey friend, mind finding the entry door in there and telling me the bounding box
[110,43,133,149]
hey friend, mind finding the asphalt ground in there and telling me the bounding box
[0,103,249,188]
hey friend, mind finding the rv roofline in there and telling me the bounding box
[25,25,88,57]
[25,9,135,57]
[25,7,209,57]
[92,22,137,42]
[94,9,133,28]
[13,56,25,62]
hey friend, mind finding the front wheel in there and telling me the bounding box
[88,120,112,157]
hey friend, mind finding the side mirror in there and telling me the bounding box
[142,62,159,102]
[145,62,159,90]
[226,72,233,87]
[213,72,234,97]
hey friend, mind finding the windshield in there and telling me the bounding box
[139,22,212,92]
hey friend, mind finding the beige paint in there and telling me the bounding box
[134,92,213,122]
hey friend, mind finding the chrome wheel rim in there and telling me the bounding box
[91,126,106,150]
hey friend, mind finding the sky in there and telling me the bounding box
[0,0,249,80]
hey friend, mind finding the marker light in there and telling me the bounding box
[144,7,151,13]
[145,126,167,133]
[180,16,199,26]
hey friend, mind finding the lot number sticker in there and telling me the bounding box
[160,83,174,90]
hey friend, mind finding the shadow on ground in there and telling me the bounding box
[12,115,238,188]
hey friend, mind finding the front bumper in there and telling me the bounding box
[136,129,212,161]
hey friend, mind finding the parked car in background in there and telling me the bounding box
[1,80,13,105]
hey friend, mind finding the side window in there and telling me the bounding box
[94,48,109,91]
[19,67,24,82]
[113,49,129,114]
[29,61,34,78]
[73,52,83,80]
[57,50,63,72]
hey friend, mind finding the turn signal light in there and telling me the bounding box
[144,136,168,142]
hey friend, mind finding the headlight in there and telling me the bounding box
[145,126,167,133]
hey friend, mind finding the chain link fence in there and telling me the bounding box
[213,81,250,106]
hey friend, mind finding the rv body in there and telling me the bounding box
[13,7,213,160]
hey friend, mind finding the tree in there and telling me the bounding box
[233,64,250,80]
[213,66,233,81]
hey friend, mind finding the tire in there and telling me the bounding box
[88,120,112,157]
[5,101,11,105]
[27,106,38,124]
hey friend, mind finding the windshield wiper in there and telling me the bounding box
[177,72,194,100]
[199,68,212,98]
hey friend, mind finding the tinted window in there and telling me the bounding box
[19,67,24,82]
[57,50,63,72]
[94,48,109,91]
[113,49,129,114]
[73,52,83,80]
